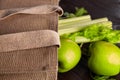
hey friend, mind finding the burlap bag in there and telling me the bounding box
[0,0,63,80]
[0,0,59,9]
[0,30,60,80]
[0,5,63,35]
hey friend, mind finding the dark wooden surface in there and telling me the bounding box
[59,0,120,26]
[58,55,91,80]
[59,0,120,80]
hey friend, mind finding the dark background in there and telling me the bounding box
[59,0,120,29]
[58,0,120,80]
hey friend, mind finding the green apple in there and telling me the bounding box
[58,38,81,73]
[88,41,120,76]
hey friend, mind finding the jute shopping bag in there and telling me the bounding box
[0,5,63,34]
[0,0,59,9]
[0,0,63,80]
[0,30,60,80]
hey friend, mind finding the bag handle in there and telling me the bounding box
[0,5,63,21]
[0,30,60,53]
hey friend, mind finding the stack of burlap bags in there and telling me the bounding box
[0,0,62,80]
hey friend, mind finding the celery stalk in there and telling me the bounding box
[59,15,91,24]
[59,19,91,29]
[60,21,114,43]
[58,18,108,29]
[75,36,91,43]
[59,15,91,29]
[59,19,112,36]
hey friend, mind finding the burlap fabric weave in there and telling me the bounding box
[0,0,63,80]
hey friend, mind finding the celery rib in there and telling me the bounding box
[59,15,91,24]
[59,19,112,36]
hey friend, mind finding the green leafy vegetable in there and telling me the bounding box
[60,23,120,43]
[59,8,120,43]
[61,7,88,19]
[92,75,116,80]
[105,30,120,43]
[75,7,88,17]
[59,17,110,35]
